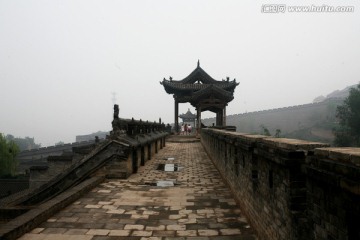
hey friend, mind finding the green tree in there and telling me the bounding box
[275,129,282,138]
[260,125,271,136]
[334,83,360,146]
[0,134,20,177]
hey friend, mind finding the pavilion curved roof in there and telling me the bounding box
[174,64,219,84]
[179,109,197,119]
[161,80,238,94]
[160,61,238,95]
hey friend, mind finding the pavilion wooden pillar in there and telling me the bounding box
[174,99,179,133]
[196,106,201,136]
[216,109,223,126]
[219,110,223,126]
[223,106,226,126]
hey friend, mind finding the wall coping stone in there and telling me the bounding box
[202,128,329,151]
[314,147,360,166]
[307,147,360,195]
[260,137,329,151]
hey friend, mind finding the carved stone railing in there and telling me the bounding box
[0,107,169,239]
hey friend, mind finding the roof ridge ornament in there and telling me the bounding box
[197,59,200,67]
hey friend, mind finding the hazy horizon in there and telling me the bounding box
[1,1,359,146]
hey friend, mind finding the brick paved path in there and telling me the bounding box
[19,141,257,240]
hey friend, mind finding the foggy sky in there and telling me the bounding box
[1,0,360,146]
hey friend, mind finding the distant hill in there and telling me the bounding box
[313,84,356,103]
[203,84,358,144]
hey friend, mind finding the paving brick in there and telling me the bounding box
[108,230,131,236]
[187,238,209,240]
[145,225,166,230]
[176,230,198,237]
[167,225,186,231]
[198,229,219,236]
[124,224,145,230]
[41,228,68,234]
[131,230,153,237]
[86,229,110,235]
[29,228,45,234]
[64,229,89,235]
[219,228,242,235]
[57,217,79,222]
[152,230,176,237]
[17,141,257,239]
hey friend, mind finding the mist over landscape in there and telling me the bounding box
[1,1,359,147]
[1,2,360,238]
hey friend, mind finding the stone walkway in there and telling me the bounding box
[19,141,257,240]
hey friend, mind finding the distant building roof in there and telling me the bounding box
[179,109,197,120]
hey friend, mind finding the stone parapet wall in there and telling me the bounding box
[306,148,360,240]
[17,140,98,161]
[29,131,167,189]
[201,128,360,240]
